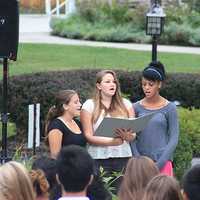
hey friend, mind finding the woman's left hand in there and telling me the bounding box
[115,128,136,142]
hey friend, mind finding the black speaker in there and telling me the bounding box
[0,0,19,61]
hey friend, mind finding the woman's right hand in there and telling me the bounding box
[115,128,136,142]
[111,137,124,146]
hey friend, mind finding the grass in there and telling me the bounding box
[0,122,16,139]
[1,43,200,78]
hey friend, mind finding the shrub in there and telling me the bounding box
[50,1,150,43]
[76,0,131,25]
[50,17,66,35]
[178,108,200,157]
[173,108,200,179]
[173,123,192,180]
[162,73,200,108]
[189,28,200,46]
[1,69,200,135]
[101,2,130,25]
[76,0,104,23]
[160,22,198,46]
[50,16,150,43]
[0,70,96,136]
[187,11,200,28]
[165,6,189,25]
[120,71,200,109]
[126,4,148,30]
[84,25,148,43]
[50,4,200,46]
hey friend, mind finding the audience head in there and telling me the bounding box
[56,145,94,193]
[32,156,57,189]
[87,175,112,200]
[32,156,61,200]
[142,174,182,200]
[0,161,35,200]
[45,89,80,135]
[182,164,200,200]
[142,61,166,82]
[118,156,159,200]
[29,169,49,199]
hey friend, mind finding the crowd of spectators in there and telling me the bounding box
[0,145,199,200]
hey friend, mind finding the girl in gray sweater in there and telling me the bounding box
[131,61,179,176]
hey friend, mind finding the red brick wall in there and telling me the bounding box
[20,0,63,10]
[20,0,44,9]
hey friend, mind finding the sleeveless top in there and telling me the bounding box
[82,98,133,159]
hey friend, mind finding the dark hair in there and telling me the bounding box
[142,61,166,81]
[87,175,112,200]
[45,89,77,136]
[32,156,57,189]
[182,164,200,200]
[32,156,61,200]
[56,145,94,193]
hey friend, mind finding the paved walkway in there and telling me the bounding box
[19,14,200,55]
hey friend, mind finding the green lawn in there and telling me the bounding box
[1,43,200,78]
[0,122,16,139]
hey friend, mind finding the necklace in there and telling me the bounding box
[58,117,81,134]
[141,97,168,109]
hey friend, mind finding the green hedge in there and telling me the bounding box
[50,3,200,46]
[173,108,200,179]
[178,108,200,157]
[1,70,200,134]
[0,69,199,178]
[50,16,149,43]
[173,119,192,180]
[173,107,200,179]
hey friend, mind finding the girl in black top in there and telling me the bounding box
[45,90,86,158]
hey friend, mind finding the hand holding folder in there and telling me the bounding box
[95,112,155,138]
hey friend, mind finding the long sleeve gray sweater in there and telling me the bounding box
[130,101,179,169]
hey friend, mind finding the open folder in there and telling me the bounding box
[95,112,156,137]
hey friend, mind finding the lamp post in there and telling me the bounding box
[146,0,166,62]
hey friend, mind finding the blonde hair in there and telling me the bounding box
[29,169,49,198]
[0,161,35,200]
[118,156,159,200]
[142,174,183,200]
[92,70,129,123]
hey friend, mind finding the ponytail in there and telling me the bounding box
[29,169,49,197]
[45,106,61,137]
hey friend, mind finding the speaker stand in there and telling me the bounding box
[0,58,10,163]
